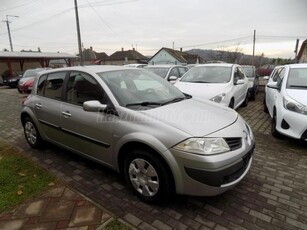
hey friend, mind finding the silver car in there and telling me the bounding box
[21,66,255,203]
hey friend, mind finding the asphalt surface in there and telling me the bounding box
[0,87,307,230]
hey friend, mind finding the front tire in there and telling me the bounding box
[271,112,281,138]
[241,92,249,107]
[23,117,43,148]
[124,149,172,204]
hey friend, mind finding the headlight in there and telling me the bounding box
[211,93,226,103]
[283,96,307,115]
[173,137,230,155]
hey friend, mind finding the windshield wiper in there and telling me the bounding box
[190,80,211,83]
[126,101,162,107]
[289,85,307,89]
[161,97,185,105]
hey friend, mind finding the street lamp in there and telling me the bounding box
[2,15,19,52]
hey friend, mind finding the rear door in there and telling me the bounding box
[233,67,246,107]
[33,71,67,143]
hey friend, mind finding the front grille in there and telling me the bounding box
[224,137,242,151]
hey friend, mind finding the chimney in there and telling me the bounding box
[90,46,93,50]
[180,48,183,52]
[121,48,124,52]
[133,48,135,51]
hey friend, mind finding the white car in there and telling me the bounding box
[144,65,189,83]
[174,64,249,109]
[265,64,307,140]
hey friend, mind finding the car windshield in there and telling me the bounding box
[286,68,307,89]
[180,66,232,83]
[23,69,42,78]
[98,69,186,109]
[144,67,169,78]
[242,67,254,78]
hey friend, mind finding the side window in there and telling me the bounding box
[169,67,180,79]
[44,72,66,100]
[179,67,188,77]
[276,68,285,88]
[272,68,282,82]
[37,75,47,96]
[238,67,245,79]
[66,72,105,105]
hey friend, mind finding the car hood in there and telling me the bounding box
[140,98,238,137]
[175,82,229,100]
[286,89,307,105]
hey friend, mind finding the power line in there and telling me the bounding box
[0,0,40,12]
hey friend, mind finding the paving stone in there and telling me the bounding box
[1,86,307,230]
[69,206,102,227]
[124,213,142,226]
[41,201,75,222]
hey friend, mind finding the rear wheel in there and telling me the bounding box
[263,97,268,113]
[23,117,43,148]
[124,149,172,204]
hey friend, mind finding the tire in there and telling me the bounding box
[250,89,256,101]
[124,149,173,204]
[17,87,22,93]
[228,98,234,109]
[263,98,269,113]
[23,117,43,149]
[271,112,281,138]
[241,93,249,107]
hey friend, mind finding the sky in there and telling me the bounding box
[0,0,307,58]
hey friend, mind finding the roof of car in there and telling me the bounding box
[287,63,307,68]
[144,65,185,68]
[40,65,133,75]
[194,63,235,67]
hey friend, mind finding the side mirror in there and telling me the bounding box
[263,76,269,80]
[266,82,279,90]
[168,76,178,82]
[83,100,107,112]
[235,79,245,85]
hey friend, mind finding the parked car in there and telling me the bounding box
[174,64,249,109]
[124,64,147,68]
[263,65,283,112]
[265,64,307,140]
[18,68,51,93]
[242,65,259,100]
[21,66,255,203]
[144,65,188,83]
[1,70,21,88]
[256,64,275,77]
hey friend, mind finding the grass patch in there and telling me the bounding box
[0,140,55,213]
[102,219,132,230]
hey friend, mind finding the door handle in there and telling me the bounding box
[62,111,71,117]
[35,103,42,109]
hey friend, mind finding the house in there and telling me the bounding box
[105,48,148,65]
[148,47,202,65]
[297,39,307,63]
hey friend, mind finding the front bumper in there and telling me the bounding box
[276,107,307,140]
[167,116,255,196]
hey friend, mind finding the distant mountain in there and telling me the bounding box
[186,49,275,67]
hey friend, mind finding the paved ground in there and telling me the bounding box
[0,86,307,230]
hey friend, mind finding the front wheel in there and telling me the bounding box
[271,112,281,138]
[23,117,43,148]
[124,149,173,204]
[241,92,249,107]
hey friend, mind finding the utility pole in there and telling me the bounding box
[294,39,299,63]
[74,0,83,65]
[2,15,19,52]
[252,29,256,66]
